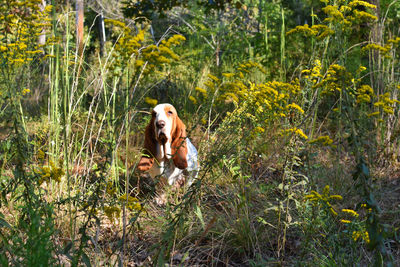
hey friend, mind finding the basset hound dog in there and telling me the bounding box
[138,103,199,187]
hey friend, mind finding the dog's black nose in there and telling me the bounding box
[156,120,165,129]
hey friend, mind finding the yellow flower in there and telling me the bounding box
[357,66,367,73]
[353,10,378,22]
[309,135,334,146]
[36,160,64,184]
[104,206,121,221]
[195,87,208,97]
[348,0,376,9]
[287,103,304,114]
[322,5,344,21]
[104,19,127,28]
[329,195,343,200]
[207,74,220,83]
[281,127,308,140]
[189,95,197,104]
[37,149,45,160]
[252,126,265,134]
[367,111,380,117]
[352,230,370,243]
[135,59,145,68]
[295,128,308,139]
[222,72,235,78]
[106,181,116,196]
[144,97,158,107]
[362,43,390,55]
[330,207,338,216]
[342,209,359,217]
[22,88,31,95]
[340,219,352,223]
[119,194,143,211]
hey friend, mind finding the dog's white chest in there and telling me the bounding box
[148,138,199,186]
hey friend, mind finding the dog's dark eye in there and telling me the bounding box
[152,112,156,117]
[167,111,173,115]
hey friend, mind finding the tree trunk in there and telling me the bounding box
[76,0,84,57]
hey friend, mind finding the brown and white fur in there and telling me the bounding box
[137,103,199,186]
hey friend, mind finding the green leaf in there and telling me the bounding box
[0,213,11,229]
[194,205,205,230]
[81,252,91,267]
[63,242,73,257]
[361,162,370,177]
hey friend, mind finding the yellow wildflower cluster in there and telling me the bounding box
[0,0,52,69]
[361,203,373,213]
[338,205,371,245]
[103,206,121,222]
[356,85,374,103]
[286,24,334,40]
[305,185,343,216]
[352,230,370,243]
[362,37,400,58]
[352,10,378,22]
[144,97,158,107]
[119,194,143,212]
[35,159,65,185]
[105,19,185,76]
[102,190,143,222]
[287,0,377,40]
[374,92,400,115]
[302,61,399,120]
[280,127,308,140]
[21,88,30,96]
[106,180,117,196]
[322,5,346,23]
[229,80,297,110]
[198,61,299,115]
[388,37,400,45]
[253,126,265,134]
[342,208,359,217]
[141,34,185,68]
[37,149,45,160]
[194,61,308,142]
[188,95,197,104]
[250,125,265,139]
[286,103,304,114]
[348,0,376,9]
[317,64,352,94]
[302,61,376,107]
[309,135,335,147]
[323,1,377,25]
[362,43,391,56]
[301,60,323,85]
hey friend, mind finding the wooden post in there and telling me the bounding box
[76,0,84,58]
[98,11,106,57]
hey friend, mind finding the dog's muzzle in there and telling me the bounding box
[157,132,168,144]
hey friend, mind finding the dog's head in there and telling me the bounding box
[137,103,188,171]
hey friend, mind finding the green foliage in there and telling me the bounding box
[122,0,239,20]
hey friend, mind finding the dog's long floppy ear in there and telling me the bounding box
[171,115,188,169]
[138,118,157,171]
